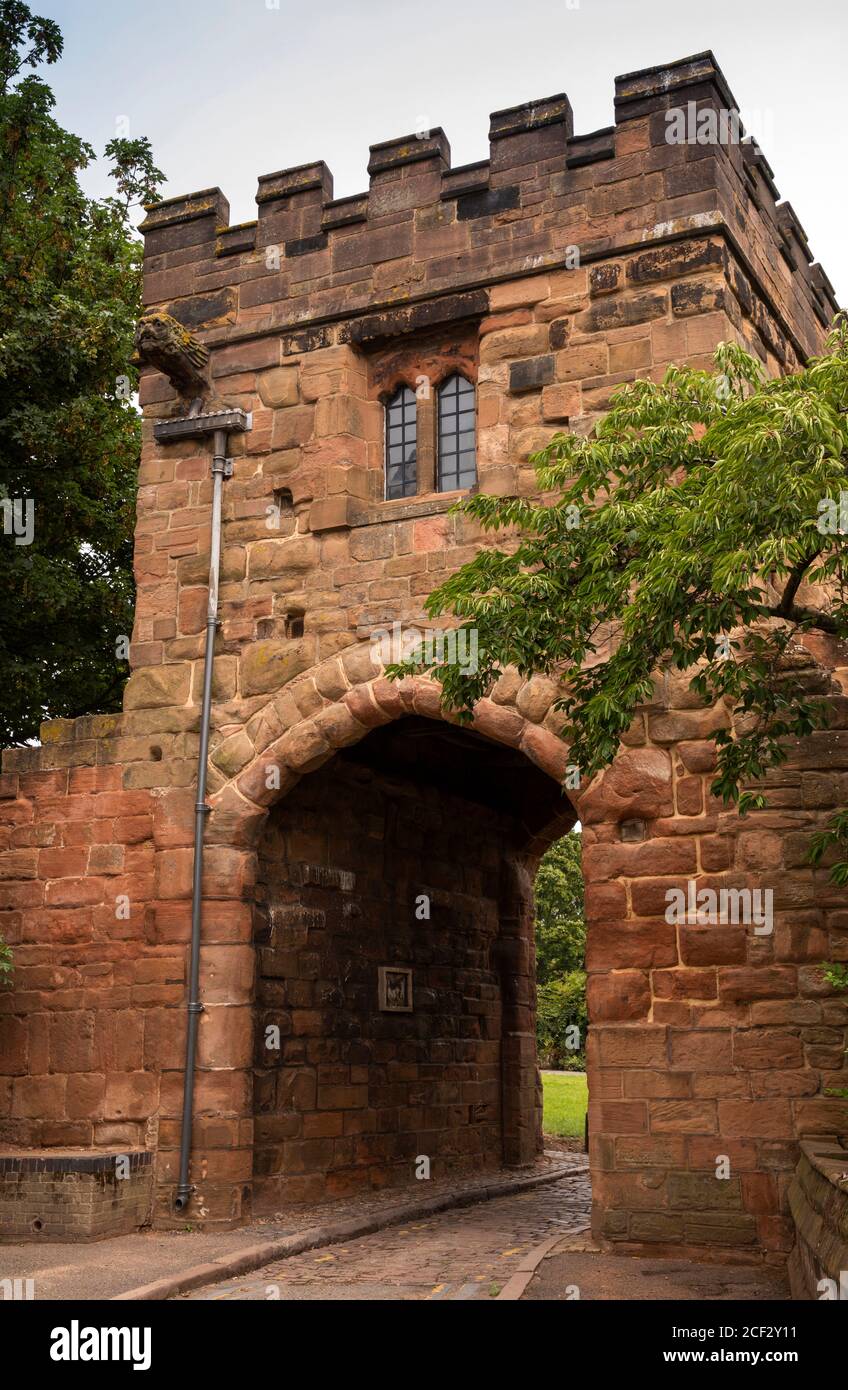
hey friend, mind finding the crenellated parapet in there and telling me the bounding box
[139,51,840,380]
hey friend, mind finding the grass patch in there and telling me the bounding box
[542,1070,588,1138]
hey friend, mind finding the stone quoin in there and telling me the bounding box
[0,52,845,1261]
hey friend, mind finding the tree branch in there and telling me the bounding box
[770,602,840,635]
[768,550,840,633]
[775,554,816,617]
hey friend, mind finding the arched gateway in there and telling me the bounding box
[241,689,577,1210]
[1,53,845,1266]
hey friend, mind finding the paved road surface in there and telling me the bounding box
[183,1171,592,1301]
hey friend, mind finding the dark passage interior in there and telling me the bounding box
[251,716,574,1211]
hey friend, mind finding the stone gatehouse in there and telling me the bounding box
[1,51,845,1257]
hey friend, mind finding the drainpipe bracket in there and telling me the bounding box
[187,1002,205,1016]
[153,408,252,443]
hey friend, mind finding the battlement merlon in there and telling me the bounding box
[138,51,841,369]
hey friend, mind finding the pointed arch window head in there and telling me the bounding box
[437,374,476,492]
[385,385,417,500]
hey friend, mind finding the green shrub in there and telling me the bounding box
[537,971,587,1070]
[0,935,12,987]
[823,963,848,992]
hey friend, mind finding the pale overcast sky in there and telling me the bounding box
[37,0,847,301]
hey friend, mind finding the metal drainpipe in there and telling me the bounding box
[174,427,232,1212]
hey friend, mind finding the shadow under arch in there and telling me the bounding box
[208,676,579,1212]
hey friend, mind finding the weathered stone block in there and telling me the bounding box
[241,640,315,696]
[509,355,555,393]
[123,665,192,710]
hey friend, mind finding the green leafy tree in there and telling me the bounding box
[393,325,848,888]
[534,831,585,983]
[534,832,586,1069]
[0,2,164,746]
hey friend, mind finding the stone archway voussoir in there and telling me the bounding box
[470,698,525,747]
[518,721,572,782]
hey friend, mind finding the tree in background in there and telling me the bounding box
[0,1,164,746]
[534,831,587,1070]
[535,830,585,982]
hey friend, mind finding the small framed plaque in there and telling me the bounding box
[378,966,413,1013]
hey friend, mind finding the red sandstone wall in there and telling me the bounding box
[580,677,848,1258]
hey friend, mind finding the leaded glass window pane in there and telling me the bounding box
[385,386,417,499]
[437,374,476,492]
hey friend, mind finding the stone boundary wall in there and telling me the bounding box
[787,1140,848,1298]
[0,1150,153,1242]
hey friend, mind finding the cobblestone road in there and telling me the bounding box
[184,1171,591,1301]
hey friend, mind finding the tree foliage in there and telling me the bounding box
[0,931,11,985]
[534,831,585,983]
[0,2,164,745]
[391,324,848,881]
[536,974,587,1071]
[534,832,586,1069]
